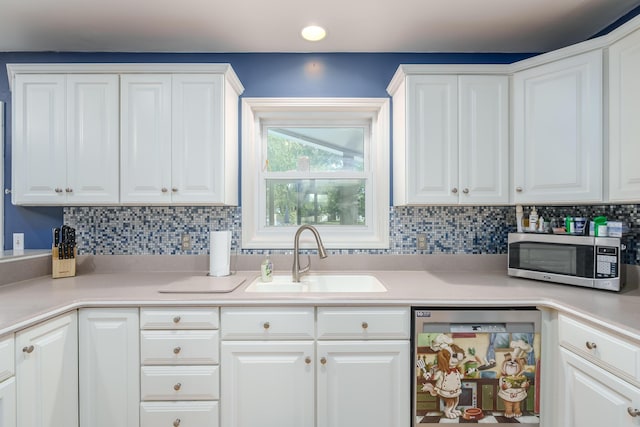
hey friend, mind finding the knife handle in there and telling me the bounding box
[53,228,60,246]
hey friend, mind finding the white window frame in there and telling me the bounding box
[241,98,389,249]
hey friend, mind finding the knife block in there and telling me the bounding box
[52,245,77,279]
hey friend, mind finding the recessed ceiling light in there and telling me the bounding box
[301,25,326,42]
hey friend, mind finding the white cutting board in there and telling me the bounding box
[158,274,249,293]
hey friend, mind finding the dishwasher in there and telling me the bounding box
[413,308,541,426]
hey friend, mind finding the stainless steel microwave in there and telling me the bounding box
[508,233,625,292]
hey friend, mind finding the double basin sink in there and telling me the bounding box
[244,273,387,293]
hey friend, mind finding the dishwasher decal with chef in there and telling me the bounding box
[413,308,541,426]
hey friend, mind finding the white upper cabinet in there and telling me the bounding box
[608,27,640,202]
[121,71,241,205]
[512,50,603,204]
[388,67,509,205]
[12,73,119,205]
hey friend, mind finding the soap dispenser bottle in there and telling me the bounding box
[261,254,273,282]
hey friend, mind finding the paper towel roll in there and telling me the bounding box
[209,231,231,276]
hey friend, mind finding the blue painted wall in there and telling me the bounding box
[1,51,534,249]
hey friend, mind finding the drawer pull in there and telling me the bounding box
[173,419,181,427]
[628,407,640,417]
[361,321,369,329]
[173,316,181,324]
[585,341,597,350]
[320,357,327,365]
[173,346,181,354]
[173,383,182,391]
[305,356,311,365]
[22,345,34,354]
[263,321,270,330]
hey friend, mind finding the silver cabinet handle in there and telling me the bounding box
[173,383,182,391]
[361,321,369,329]
[173,346,181,354]
[515,186,523,192]
[305,356,311,365]
[462,188,469,194]
[628,407,640,417]
[22,345,34,354]
[263,321,270,330]
[173,419,181,427]
[172,187,178,193]
[54,188,63,193]
[65,187,73,193]
[451,188,458,194]
[320,357,327,365]
[585,341,597,350]
[173,316,181,324]
[161,187,169,193]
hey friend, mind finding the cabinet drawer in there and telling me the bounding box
[141,401,219,427]
[141,365,219,401]
[317,307,410,339]
[558,313,640,381]
[0,334,14,382]
[221,307,315,340]
[140,307,219,330]
[141,330,219,365]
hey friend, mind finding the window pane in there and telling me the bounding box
[265,179,366,227]
[266,127,364,172]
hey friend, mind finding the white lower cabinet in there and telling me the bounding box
[15,311,78,427]
[0,334,15,427]
[560,348,640,426]
[140,307,220,427]
[79,308,139,427]
[220,306,410,427]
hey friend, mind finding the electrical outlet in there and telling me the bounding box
[416,233,427,250]
[181,233,191,251]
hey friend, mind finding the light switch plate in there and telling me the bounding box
[416,233,427,250]
[13,233,24,252]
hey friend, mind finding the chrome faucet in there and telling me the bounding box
[292,225,328,282]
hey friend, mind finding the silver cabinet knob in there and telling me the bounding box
[628,407,640,417]
[173,346,181,354]
[22,345,35,354]
[305,356,311,365]
[161,187,168,193]
[173,316,181,324]
[320,357,327,365]
[451,188,458,194]
[585,341,597,350]
[54,188,63,193]
[516,187,523,192]
[173,383,182,391]
[172,187,178,193]
[65,187,73,193]
[462,188,469,194]
[263,321,270,330]
[173,419,181,427]
[361,321,369,329]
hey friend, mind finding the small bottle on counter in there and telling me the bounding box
[529,207,538,232]
[261,254,273,282]
[516,205,524,232]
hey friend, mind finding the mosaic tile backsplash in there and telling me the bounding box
[64,204,640,264]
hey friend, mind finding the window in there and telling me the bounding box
[241,98,389,249]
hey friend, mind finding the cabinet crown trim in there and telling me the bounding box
[6,63,244,94]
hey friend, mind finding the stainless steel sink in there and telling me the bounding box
[244,274,387,293]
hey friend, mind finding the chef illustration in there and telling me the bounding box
[498,340,533,418]
[421,334,466,419]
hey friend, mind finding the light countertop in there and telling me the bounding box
[0,267,639,342]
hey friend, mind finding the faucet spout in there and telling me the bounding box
[292,225,328,282]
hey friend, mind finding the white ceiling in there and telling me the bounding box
[1,0,639,53]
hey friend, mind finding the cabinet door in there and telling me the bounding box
[12,74,66,205]
[120,74,172,203]
[403,75,458,204]
[458,75,509,204]
[316,340,410,427]
[171,74,225,204]
[560,348,640,427]
[15,312,78,427]
[221,341,315,427]
[66,75,120,204]
[513,50,603,204]
[608,28,640,202]
[0,377,16,427]
[79,308,139,427]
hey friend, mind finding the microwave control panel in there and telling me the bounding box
[596,246,618,278]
